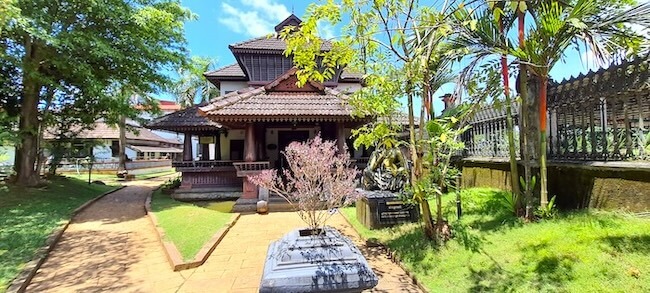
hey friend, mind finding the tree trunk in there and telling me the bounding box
[407,86,435,239]
[499,19,522,214]
[16,81,40,186]
[117,115,127,172]
[35,88,55,177]
[420,200,436,240]
[517,11,535,219]
[539,76,549,206]
[505,98,522,213]
[15,36,41,186]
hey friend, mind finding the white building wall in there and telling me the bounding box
[219,129,245,161]
[220,81,250,96]
[125,146,138,160]
[93,142,113,160]
[335,83,363,94]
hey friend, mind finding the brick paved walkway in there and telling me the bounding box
[26,178,422,293]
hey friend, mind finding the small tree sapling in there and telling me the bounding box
[249,134,360,232]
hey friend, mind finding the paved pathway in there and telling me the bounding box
[26,178,422,293]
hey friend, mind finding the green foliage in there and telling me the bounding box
[170,56,219,108]
[160,176,181,192]
[535,195,559,219]
[498,191,520,216]
[2,0,194,184]
[0,177,115,289]
[341,188,650,292]
[520,175,537,195]
[150,190,234,260]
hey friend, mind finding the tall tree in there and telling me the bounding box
[171,56,219,108]
[519,0,649,207]
[282,0,483,241]
[457,0,649,216]
[2,0,193,186]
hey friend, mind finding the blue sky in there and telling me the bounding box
[172,0,624,112]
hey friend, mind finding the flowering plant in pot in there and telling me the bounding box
[249,134,360,234]
[249,134,378,292]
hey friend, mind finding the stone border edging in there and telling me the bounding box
[339,211,431,293]
[145,189,240,271]
[6,185,126,293]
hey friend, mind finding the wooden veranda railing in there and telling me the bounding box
[232,161,270,177]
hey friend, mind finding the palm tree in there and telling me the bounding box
[455,0,650,216]
[518,0,650,207]
[172,56,219,108]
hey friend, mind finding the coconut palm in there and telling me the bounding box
[517,0,650,207]
[172,56,218,108]
[454,0,650,216]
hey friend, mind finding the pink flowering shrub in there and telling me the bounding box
[248,134,360,230]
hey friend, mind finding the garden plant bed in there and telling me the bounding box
[1,177,121,292]
[146,189,239,271]
[340,188,650,292]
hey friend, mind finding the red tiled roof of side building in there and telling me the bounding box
[133,100,181,111]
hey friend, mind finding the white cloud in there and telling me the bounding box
[317,20,336,39]
[219,0,291,37]
[242,0,290,20]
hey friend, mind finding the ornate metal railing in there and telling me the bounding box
[172,160,236,172]
[461,55,650,162]
[461,103,520,158]
[232,161,270,177]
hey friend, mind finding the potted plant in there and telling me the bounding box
[249,134,378,292]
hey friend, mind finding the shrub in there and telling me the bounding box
[249,134,360,231]
[161,176,181,193]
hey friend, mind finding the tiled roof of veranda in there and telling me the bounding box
[146,105,222,132]
[44,122,182,145]
[199,68,368,123]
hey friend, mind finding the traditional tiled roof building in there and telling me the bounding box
[148,15,367,210]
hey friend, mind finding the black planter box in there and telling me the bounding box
[356,189,420,229]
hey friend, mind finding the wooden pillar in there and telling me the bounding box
[242,123,259,199]
[244,122,256,162]
[336,122,346,154]
[201,140,210,160]
[215,132,222,160]
[183,133,193,161]
[255,124,266,160]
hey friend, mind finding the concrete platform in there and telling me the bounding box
[232,197,295,213]
[172,187,242,201]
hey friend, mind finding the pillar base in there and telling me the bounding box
[242,177,259,199]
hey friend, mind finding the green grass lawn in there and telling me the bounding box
[64,169,178,183]
[150,190,235,261]
[0,177,116,291]
[341,188,650,293]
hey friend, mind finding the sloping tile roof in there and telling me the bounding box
[44,122,181,145]
[340,70,363,80]
[200,87,354,117]
[229,35,332,51]
[199,68,363,122]
[128,145,183,153]
[204,63,246,78]
[146,105,222,131]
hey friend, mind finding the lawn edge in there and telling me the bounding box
[5,185,125,293]
[338,210,431,293]
[145,189,241,271]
